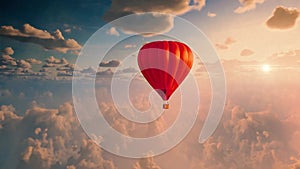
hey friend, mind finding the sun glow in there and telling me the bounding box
[262,64,271,72]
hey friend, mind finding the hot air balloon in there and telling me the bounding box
[137,41,193,109]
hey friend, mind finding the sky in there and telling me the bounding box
[1,0,300,169]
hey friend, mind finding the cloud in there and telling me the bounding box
[46,56,68,64]
[0,54,17,66]
[224,37,236,45]
[0,102,118,169]
[215,37,236,50]
[207,12,217,17]
[0,24,81,53]
[111,13,175,36]
[81,67,96,74]
[64,28,71,33]
[26,58,42,64]
[215,43,228,50]
[104,0,205,20]
[96,68,114,77]
[3,47,14,55]
[124,44,137,48]
[99,60,120,67]
[133,156,161,169]
[118,67,138,74]
[266,6,300,30]
[103,0,206,35]
[268,50,300,66]
[17,59,32,69]
[106,27,120,36]
[240,49,254,56]
[234,0,265,14]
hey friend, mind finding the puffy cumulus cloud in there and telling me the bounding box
[106,27,120,36]
[207,12,217,17]
[266,6,300,30]
[240,49,254,56]
[186,103,300,169]
[25,58,42,64]
[234,0,265,14]
[0,54,17,66]
[0,47,17,67]
[17,60,32,69]
[3,47,14,55]
[133,156,161,169]
[42,56,69,68]
[99,60,120,67]
[0,102,118,169]
[103,0,205,35]
[0,24,81,53]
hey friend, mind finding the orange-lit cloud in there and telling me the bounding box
[207,12,217,17]
[266,6,300,30]
[0,24,81,53]
[234,0,265,14]
[240,49,254,56]
[215,37,236,50]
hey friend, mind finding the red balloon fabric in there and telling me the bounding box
[138,41,193,101]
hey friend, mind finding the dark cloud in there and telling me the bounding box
[103,0,205,35]
[266,6,300,30]
[99,60,120,67]
[0,24,81,53]
[234,0,265,14]
[103,0,205,21]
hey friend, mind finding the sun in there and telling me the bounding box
[262,64,271,72]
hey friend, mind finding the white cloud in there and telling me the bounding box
[106,27,120,36]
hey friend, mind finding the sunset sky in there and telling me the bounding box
[1,0,300,169]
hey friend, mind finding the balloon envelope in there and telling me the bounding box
[138,41,193,101]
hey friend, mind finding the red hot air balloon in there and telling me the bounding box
[137,41,193,109]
